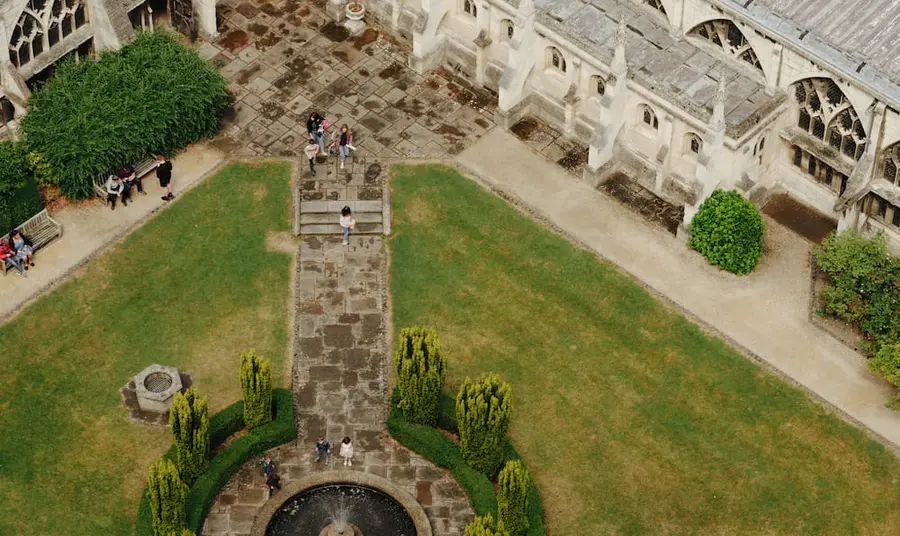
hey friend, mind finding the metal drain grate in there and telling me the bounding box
[144,372,174,393]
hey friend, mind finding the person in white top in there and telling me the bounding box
[339,436,354,467]
[339,206,355,246]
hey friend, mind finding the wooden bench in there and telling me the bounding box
[92,156,160,199]
[1,209,63,275]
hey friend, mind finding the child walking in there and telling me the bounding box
[339,436,354,467]
[314,437,331,463]
[339,206,355,246]
[305,138,320,176]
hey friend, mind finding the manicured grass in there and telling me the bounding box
[0,161,294,536]
[388,165,900,536]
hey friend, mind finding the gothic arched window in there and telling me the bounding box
[882,143,900,185]
[640,104,658,130]
[548,47,566,73]
[689,19,763,75]
[793,78,867,161]
[645,0,667,16]
[501,19,514,41]
[8,0,88,68]
[685,133,703,154]
[463,0,477,18]
[591,75,605,97]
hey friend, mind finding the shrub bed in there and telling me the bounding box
[689,189,765,275]
[135,388,295,535]
[22,31,229,200]
[0,141,44,236]
[388,389,544,536]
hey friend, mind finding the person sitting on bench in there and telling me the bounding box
[106,174,128,210]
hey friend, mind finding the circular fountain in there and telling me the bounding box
[251,471,431,536]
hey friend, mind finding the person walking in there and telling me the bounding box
[339,436,354,467]
[337,124,355,170]
[265,471,281,497]
[261,455,275,477]
[339,206,355,246]
[9,229,34,270]
[106,174,127,210]
[314,437,331,463]
[0,239,26,277]
[155,155,174,201]
[305,138,321,176]
[307,112,327,155]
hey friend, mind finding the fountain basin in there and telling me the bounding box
[251,471,432,536]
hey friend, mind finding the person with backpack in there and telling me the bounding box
[307,112,328,155]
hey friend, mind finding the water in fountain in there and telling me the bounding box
[266,484,416,536]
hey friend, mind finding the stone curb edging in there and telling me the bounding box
[248,470,433,536]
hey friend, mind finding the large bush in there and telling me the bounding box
[240,350,273,429]
[456,374,512,478]
[170,387,210,485]
[21,31,229,199]
[0,141,43,236]
[395,326,447,425]
[814,231,900,352]
[689,189,765,275]
[869,343,900,388]
[147,459,187,536]
[497,460,530,536]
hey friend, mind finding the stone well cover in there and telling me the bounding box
[134,364,182,414]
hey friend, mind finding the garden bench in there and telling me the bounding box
[1,208,63,275]
[92,156,159,199]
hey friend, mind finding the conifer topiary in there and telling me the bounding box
[497,460,530,536]
[689,189,765,275]
[456,373,512,478]
[394,326,447,425]
[169,387,209,485]
[240,350,273,428]
[464,514,509,536]
[147,458,187,536]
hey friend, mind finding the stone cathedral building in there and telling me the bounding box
[4,0,900,248]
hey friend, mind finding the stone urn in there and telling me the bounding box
[346,2,365,21]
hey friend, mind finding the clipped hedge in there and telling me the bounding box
[389,389,545,536]
[689,189,765,275]
[135,388,295,536]
[22,31,229,200]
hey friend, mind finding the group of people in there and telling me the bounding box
[105,155,174,210]
[0,229,35,277]
[304,112,356,176]
[259,436,355,498]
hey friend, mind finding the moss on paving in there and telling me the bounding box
[388,164,900,536]
[0,161,293,536]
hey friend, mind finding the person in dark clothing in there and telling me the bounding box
[261,456,275,476]
[155,155,174,201]
[265,471,281,497]
[119,164,144,196]
[10,229,34,269]
[306,112,327,155]
[305,138,321,176]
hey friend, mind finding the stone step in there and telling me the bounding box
[300,222,384,235]
[300,212,383,225]
[300,200,383,213]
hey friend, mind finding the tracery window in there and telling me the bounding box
[793,78,867,161]
[685,133,703,155]
[645,0,667,16]
[863,193,900,228]
[882,143,900,185]
[463,0,477,18]
[591,75,605,97]
[689,19,763,74]
[640,104,658,130]
[501,19,514,41]
[9,0,88,68]
[548,47,566,73]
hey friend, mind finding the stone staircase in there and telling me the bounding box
[295,156,387,236]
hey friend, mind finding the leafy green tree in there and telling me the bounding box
[394,326,447,425]
[464,514,509,536]
[0,141,42,236]
[497,460,530,536]
[147,459,187,536]
[240,349,273,428]
[169,387,209,485]
[870,343,900,388]
[689,189,765,275]
[456,373,512,478]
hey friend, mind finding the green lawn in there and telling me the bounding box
[388,165,900,536]
[0,161,294,536]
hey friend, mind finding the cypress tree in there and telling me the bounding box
[147,459,187,536]
[497,460,530,536]
[394,327,447,425]
[456,373,512,478]
[464,514,509,536]
[169,387,209,485]
[240,350,273,428]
